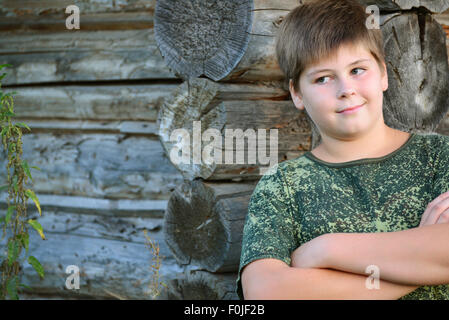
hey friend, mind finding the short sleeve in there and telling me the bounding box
[235,164,299,300]
[432,134,449,198]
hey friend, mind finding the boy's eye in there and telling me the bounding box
[315,76,330,84]
[351,68,365,74]
[315,68,365,84]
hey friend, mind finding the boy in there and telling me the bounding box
[237,0,449,299]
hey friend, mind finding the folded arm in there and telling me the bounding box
[242,258,418,300]
[311,224,449,286]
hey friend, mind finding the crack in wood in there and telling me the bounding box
[418,11,427,60]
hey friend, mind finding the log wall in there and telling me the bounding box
[0,1,448,300]
[435,9,449,136]
[0,0,185,299]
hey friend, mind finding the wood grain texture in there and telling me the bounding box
[0,133,183,199]
[357,0,449,13]
[0,194,182,300]
[164,179,256,273]
[157,78,310,181]
[381,12,449,133]
[160,269,238,300]
[0,0,300,85]
[4,84,177,121]
[0,29,175,85]
[0,0,155,31]
[154,0,254,81]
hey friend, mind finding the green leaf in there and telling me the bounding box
[5,205,16,223]
[19,283,32,291]
[15,122,31,132]
[22,160,33,182]
[0,64,13,69]
[4,110,15,117]
[18,233,29,254]
[6,276,19,300]
[8,142,16,153]
[0,126,9,137]
[25,189,41,216]
[27,219,46,240]
[0,184,8,192]
[12,175,18,194]
[28,256,44,279]
[31,166,41,171]
[8,239,20,267]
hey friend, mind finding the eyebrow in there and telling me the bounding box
[306,59,371,78]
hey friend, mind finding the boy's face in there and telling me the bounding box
[289,42,388,140]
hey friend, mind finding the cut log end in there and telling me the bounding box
[164,180,254,272]
[159,270,238,300]
[154,0,254,80]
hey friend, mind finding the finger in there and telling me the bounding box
[435,208,449,224]
[420,191,449,226]
[427,190,449,209]
[424,197,449,225]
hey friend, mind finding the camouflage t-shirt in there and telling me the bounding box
[236,132,449,300]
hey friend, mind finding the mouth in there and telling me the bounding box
[337,103,365,114]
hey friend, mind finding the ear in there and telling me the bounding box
[380,62,388,91]
[289,79,305,111]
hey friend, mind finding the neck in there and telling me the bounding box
[316,125,401,163]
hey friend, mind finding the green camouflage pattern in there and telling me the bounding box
[237,132,449,300]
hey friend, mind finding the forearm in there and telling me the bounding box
[325,224,449,286]
[263,266,418,300]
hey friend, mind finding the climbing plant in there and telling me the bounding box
[0,64,45,300]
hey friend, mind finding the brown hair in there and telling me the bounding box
[275,0,385,94]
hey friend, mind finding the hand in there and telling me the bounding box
[290,234,330,269]
[419,190,449,227]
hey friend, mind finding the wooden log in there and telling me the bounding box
[436,112,449,137]
[381,12,449,133]
[0,193,168,219]
[3,84,177,121]
[0,133,183,199]
[357,0,449,13]
[435,6,449,138]
[434,10,449,64]
[0,0,155,31]
[0,194,182,300]
[17,232,182,299]
[154,0,300,83]
[0,30,175,85]
[0,0,155,16]
[154,0,254,81]
[2,82,288,121]
[164,179,257,273]
[159,270,238,300]
[14,119,160,136]
[0,12,154,32]
[157,78,311,181]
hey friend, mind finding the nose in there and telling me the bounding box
[337,77,356,98]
